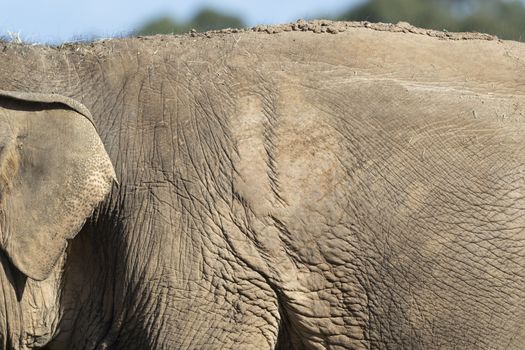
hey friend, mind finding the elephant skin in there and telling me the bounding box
[0,20,523,349]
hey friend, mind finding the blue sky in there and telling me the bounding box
[0,0,363,44]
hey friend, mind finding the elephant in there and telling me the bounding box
[0,19,523,349]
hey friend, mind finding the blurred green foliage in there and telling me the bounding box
[136,0,525,42]
[339,0,525,41]
[136,8,244,35]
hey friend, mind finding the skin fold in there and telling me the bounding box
[0,20,523,349]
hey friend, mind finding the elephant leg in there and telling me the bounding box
[178,280,282,350]
[105,275,283,350]
[177,278,283,350]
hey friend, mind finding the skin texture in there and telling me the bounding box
[0,20,523,349]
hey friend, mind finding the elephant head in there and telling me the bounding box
[0,91,115,348]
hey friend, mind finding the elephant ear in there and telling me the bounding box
[0,90,116,281]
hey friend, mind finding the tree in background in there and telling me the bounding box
[339,0,525,41]
[136,8,245,36]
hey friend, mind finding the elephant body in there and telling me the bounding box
[0,21,523,349]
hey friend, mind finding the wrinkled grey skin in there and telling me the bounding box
[0,21,524,349]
